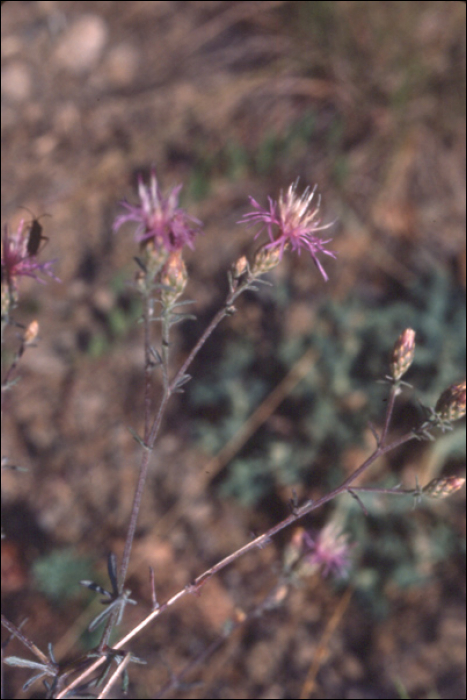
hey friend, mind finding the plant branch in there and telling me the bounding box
[56,418,418,698]
[118,277,260,594]
[96,651,131,699]
[0,617,49,666]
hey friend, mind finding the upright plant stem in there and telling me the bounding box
[119,277,256,593]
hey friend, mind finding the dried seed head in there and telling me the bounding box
[422,476,465,499]
[390,328,416,381]
[435,380,466,422]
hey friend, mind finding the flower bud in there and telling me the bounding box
[161,250,187,305]
[422,476,465,499]
[252,244,281,275]
[390,328,416,381]
[232,256,249,279]
[435,380,466,422]
[134,269,146,293]
[145,239,169,277]
[1,280,13,318]
[24,320,39,345]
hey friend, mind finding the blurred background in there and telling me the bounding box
[1,2,465,698]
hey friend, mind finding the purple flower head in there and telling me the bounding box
[113,170,202,253]
[1,221,59,289]
[302,523,352,579]
[239,180,336,281]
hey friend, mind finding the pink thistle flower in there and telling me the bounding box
[113,170,202,253]
[239,180,336,280]
[302,523,352,579]
[1,221,59,289]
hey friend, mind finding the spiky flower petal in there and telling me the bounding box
[239,180,336,280]
[113,170,202,253]
[1,221,58,290]
[302,523,352,579]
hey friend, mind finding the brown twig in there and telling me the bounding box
[299,586,354,699]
